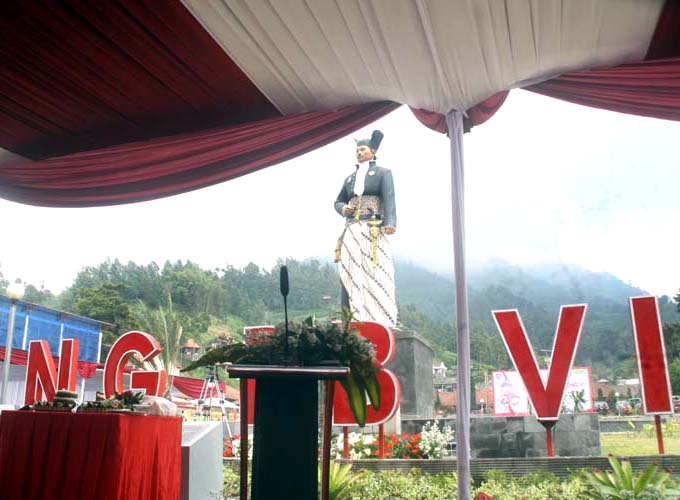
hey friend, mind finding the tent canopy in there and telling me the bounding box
[0,0,678,206]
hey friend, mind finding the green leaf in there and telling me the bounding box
[356,367,381,411]
[341,371,367,427]
[633,463,658,495]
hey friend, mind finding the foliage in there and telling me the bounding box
[478,470,587,500]
[420,421,455,458]
[223,466,242,499]
[333,432,379,459]
[349,469,458,500]
[581,455,680,499]
[670,359,680,396]
[114,390,144,409]
[22,283,57,307]
[133,297,183,376]
[4,256,678,382]
[386,433,424,459]
[570,389,586,413]
[318,460,364,500]
[181,314,379,426]
[66,282,135,355]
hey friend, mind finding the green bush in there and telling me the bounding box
[223,465,244,499]
[477,470,587,500]
[349,469,458,500]
[581,455,680,499]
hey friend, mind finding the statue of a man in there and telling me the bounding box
[334,130,397,327]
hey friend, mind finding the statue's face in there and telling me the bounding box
[356,145,375,163]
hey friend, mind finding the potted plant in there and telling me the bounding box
[181,312,380,426]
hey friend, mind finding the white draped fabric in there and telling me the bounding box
[182,0,662,114]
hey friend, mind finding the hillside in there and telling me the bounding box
[2,257,678,381]
[395,260,680,374]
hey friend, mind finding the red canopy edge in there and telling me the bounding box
[412,1,680,133]
[0,346,100,379]
[0,101,399,207]
[170,374,239,400]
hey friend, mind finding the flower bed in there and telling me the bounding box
[331,421,454,459]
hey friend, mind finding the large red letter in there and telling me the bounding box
[630,296,673,414]
[24,340,58,404]
[57,338,79,393]
[493,305,587,421]
[333,321,401,425]
[103,331,163,398]
[24,338,81,404]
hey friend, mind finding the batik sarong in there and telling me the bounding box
[338,221,397,327]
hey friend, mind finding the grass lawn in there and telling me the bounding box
[601,432,680,456]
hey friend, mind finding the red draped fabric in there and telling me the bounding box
[527,57,680,121]
[411,91,509,134]
[412,0,680,133]
[0,346,100,379]
[0,0,278,159]
[645,0,680,60]
[0,101,399,207]
[170,374,239,400]
[0,411,182,500]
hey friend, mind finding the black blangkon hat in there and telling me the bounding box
[355,130,384,151]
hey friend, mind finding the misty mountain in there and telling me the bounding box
[395,260,679,368]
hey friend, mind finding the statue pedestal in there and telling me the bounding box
[228,365,348,500]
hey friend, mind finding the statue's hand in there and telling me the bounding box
[342,205,356,216]
[383,226,396,235]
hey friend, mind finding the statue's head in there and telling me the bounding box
[355,130,383,163]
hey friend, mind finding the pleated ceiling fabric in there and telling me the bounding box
[182,0,662,114]
[0,0,676,207]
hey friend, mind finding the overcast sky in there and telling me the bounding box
[1,91,679,297]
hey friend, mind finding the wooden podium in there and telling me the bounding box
[228,365,349,500]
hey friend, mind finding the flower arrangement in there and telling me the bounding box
[223,434,252,459]
[420,420,454,459]
[333,432,379,459]
[388,433,424,459]
[182,313,380,426]
[115,390,144,409]
[331,422,454,460]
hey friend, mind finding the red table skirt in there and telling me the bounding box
[0,410,182,500]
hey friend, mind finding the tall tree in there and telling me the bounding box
[68,282,135,355]
[132,297,183,377]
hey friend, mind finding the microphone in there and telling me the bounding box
[280,265,290,363]
[280,266,289,297]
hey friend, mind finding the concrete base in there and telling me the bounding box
[182,422,223,500]
[470,414,601,458]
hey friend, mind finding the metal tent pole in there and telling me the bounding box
[1,298,18,404]
[446,110,471,500]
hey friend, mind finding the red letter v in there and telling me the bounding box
[493,305,587,421]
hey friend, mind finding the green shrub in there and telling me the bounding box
[223,465,246,499]
[319,460,364,500]
[477,470,587,500]
[581,455,680,499]
[349,469,457,500]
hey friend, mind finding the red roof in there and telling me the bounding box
[437,392,457,408]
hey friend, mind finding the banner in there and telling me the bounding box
[492,367,594,416]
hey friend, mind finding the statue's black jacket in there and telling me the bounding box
[334,161,396,228]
